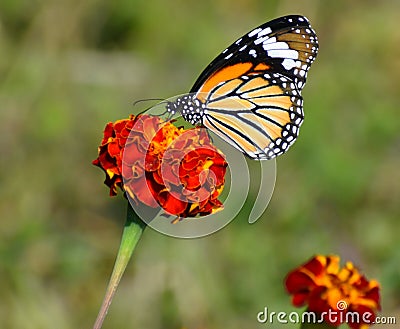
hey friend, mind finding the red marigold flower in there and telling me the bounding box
[285,255,381,329]
[92,116,135,196]
[93,114,227,219]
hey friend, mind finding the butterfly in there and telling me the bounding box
[166,15,318,160]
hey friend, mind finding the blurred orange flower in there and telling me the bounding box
[93,114,227,219]
[285,255,380,329]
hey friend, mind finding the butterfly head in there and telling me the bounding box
[167,95,205,126]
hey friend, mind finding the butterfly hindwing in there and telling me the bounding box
[202,71,303,159]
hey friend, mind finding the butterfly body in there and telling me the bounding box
[167,15,318,160]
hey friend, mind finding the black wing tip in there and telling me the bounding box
[258,15,312,29]
[275,14,310,22]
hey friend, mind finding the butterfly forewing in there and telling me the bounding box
[191,15,318,93]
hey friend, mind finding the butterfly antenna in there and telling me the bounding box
[132,97,174,119]
[132,98,167,108]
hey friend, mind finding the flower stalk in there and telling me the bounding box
[92,114,228,327]
[93,204,146,329]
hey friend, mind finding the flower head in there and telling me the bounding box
[285,255,381,329]
[93,114,227,219]
[92,116,134,196]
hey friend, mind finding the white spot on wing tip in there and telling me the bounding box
[263,41,289,51]
[267,49,299,60]
[249,49,257,57]
[257,27,272,37]
[248,27,262,37]
[282,58,296,70]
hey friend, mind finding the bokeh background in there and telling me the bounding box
[1,0,399,328]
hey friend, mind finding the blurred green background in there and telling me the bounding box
[1,0,399,328]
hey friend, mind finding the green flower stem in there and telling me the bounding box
[93,203,146,329]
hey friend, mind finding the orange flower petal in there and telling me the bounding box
[285,255,381,328]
